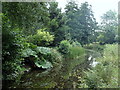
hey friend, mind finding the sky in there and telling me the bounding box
[55,0,119,23]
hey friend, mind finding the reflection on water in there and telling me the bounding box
[88,55,92,61]
[87,55,100,67]
[90,58,99,67]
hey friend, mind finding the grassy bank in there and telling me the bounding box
[78,44,118,88]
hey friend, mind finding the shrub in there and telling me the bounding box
[27,29,54,46]
[58,40,85,59]
[22,46,63,69]
[58,40,72,55]
[22,47,53,69]
[35,47,63,68]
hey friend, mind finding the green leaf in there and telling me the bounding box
[22,48,37,57]
[35,47,51,55]
[35,60,53,69]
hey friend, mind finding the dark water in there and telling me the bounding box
[6,50,101,88]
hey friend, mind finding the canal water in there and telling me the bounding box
[8,49,101,88]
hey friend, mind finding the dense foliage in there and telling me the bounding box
[2,15,24,80]
[78,44,118,88]
[27,29,54,46]
[58,40,72,55]
[65,2,98,44]
[2,1,118,88]
[96,10,118,44]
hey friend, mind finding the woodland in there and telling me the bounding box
[2,1,119,88]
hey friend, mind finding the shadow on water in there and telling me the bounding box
[6,49,102,88]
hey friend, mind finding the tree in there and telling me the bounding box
[2,14,23,80]
[3,2,49,35]
[48,2,69,46]
[65,1,80,42]
[2,2,50,81]
[99,10,118,44]
[79,2,98,44]
[65,2,97,45]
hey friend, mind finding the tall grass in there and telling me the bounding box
[68,46,85,59]
[78,44,118,88]
[58,40,86,79]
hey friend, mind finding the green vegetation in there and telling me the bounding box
[69,46,85,59]
[27,29,54,46]
[65,2,98,44]
[84,43,105,53]
[78,44,118,88]
[2,1,118,89]
[58,40,72,55]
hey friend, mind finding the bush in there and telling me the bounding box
[22,46,63,69]
[35,47,63,68]
[22,47,52,69]
[58,40,72,55]
[58,40,85,59]
[27,29,54,46]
